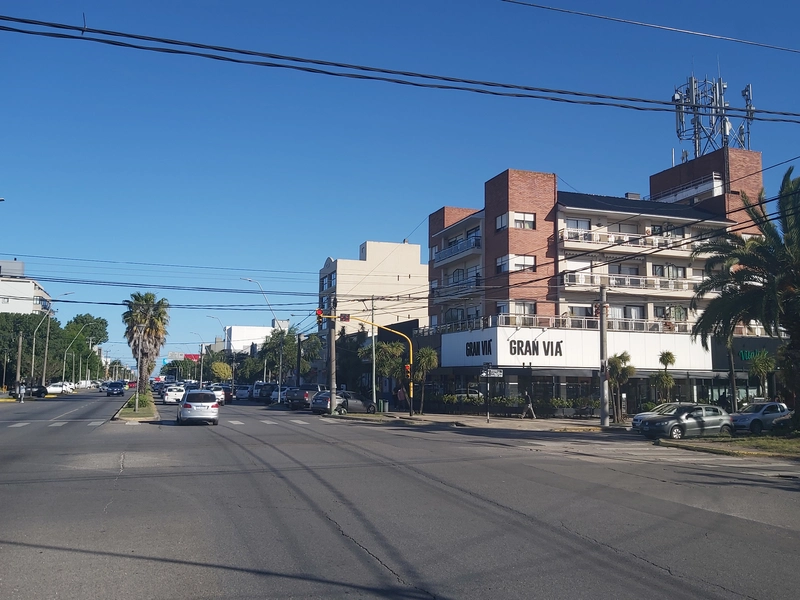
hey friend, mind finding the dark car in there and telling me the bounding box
[107,381,126,397]
[640,404,733,440]
[30,385,48,398]
[311,391,376,415]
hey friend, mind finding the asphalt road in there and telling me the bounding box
[1,397,798,599]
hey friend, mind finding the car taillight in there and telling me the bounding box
[303,391,309,399]
[182,403,192,408]
[211,403,219,408]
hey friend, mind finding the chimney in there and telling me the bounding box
[625,192,641,200]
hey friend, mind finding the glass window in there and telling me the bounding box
[515,302,536,315]
[450,269,464,284]
[467,226,480,239]
[566,218,590,230]
[652,265,665,277]
[496,255,509,274]
[514,212,536,229]
[447,236,463,247]
[704,406,721,416]
[497,302,509,314]
[496,213,508,230]
[512,255,536,272]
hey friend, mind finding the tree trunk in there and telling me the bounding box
[419,383,426,415]
[727,346,739,412]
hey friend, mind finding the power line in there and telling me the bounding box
[0,16,799,123]
[501,1,800,56]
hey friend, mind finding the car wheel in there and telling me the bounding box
[750,420,763,435]
[669,425,684,439]
[212,419,218,426]
[367,405,376,414]
[719,425,732,437]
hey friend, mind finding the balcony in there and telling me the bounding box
[650,172,724,204]
[433,236,482,266]
[560,228,691,256]
[563,272,699,296]
[433,275,482,304]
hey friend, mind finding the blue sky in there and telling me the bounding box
[1,0,798,370]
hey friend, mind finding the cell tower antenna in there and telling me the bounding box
[671,73,753,158]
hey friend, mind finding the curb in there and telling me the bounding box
[111,396,162,423]
[656,438,800,461]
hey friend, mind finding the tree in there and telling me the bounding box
[360,341,406,407]
[336,325,368,392]
[210,361,231,381]
[691,167,800,422]
[607,352,635,423]
[122,292,170,392]
[412,346,439,415]
[748,351,775,397]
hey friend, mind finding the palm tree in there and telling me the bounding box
[122,292,170,394]
[749,351,775,398]
[649,351,676,402]
[412,346,439,415]
[607,352,635,423]
[691,167,800,421]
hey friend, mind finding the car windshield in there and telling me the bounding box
[740,403,768,414]
[656,404,682,415]
[189,393,216,403]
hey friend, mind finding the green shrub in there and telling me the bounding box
[125,393,151,409]
[442,394,458,405]
[641,402,656,412]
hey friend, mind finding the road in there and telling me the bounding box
[1,396,798,599]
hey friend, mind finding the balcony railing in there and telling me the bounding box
[563,272,696,292]
[560,228,693,251]
[415,314,770,338]
[434,236,481,264]
[433,275,482,300]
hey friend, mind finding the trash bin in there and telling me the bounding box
[378,400,386,413]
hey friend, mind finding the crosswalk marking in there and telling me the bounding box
[87,421,104,427]
[49,422,68,427]
[9,423,29,428]
[289,419,309,425]
[260,420,277,425]
[318,418,338,424]
[228,420,244,425]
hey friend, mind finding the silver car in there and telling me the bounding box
[630,402,694,432]
[177,390,219,426]
[640,404,733,440]
[730,402,790,434]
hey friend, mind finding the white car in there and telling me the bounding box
[271,387,291,402]
[163,386,186,404]
[235,385,251,400]
[210,386,226,406]
[46,382,74,394]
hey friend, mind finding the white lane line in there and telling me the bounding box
[289,419,309,425]
[260,420,277,425]
[318,419,338,424]
[49,422,68,427]
[228,420,244,425]
[50,406,88,421]
[87,421,104,427]
[9,423,30,428]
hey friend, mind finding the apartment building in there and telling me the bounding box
[0,260,52,315]
[422,148,778,408]
[318,240,428,335]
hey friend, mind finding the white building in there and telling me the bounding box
[223,324,283,354]
[0,260,51,315]
[318,240,429,335]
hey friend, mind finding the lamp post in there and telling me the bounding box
[29,311,50,395]
[208,315,234,398]
[242,278,285,403]
[134,324,145,412]
[190,332,205,389]
[62,321,93,390]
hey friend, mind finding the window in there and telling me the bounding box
[450,269,464,284]
[466,226,480,239]
[319,277,328,292]
[566,218,590,240]
[654,306,668,319]
[569,306,593,317]
[651,225,663,235]
[652,265,665,277]
[624,306,645,319]
[429,246,437,261]
[496,302,509,314]
[496,255,510,274]
[447,235,463,247]
[466,306,481,319]
[496,213,508,230]
[330,272,336,286]
[514,212,536,229]
[609,265,639,275]
[515,302,536,315]
[704,406,721,417]
[513,255,536,272]
[444,308,464,323]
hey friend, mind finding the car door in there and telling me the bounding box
[684,407,704,436]
[343,392,366,413]
[761,403,782,428]
[701,406,724,435]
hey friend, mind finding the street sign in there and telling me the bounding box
[480,369,504,378]
[167,352,185,360]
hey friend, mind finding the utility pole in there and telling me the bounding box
[599,285,610,427]
[15,332,23,397]
[328,296,337,415]
[371,296,377,411]
[3,349,8,391]
[41,314,51,386]
[296,333,305,386]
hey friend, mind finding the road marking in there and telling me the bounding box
[318,419,338,424]
[228,420,244,425]
[87,421,104,427]
[9,423,30,428]
[289,419,309,425]
[260,420,277,425]
[49,422,68,427]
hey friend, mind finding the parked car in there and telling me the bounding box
[177,390,219,426]
[46,382,74,394]
[630,402,694,432]
[730,402,790,434]
[270,386,292,403]
[454,388,483,401]
[163,385,186,404]
[286,384,329,410]
[312,391,377,415]
[30,385,48,398]
[640,404,733,440]
[235,385,251,401]
[106,381,126,397]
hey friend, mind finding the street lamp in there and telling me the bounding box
[190,332,205,389]
[242,278,286,403]
[134,324,145,412]
[62,321,93,390]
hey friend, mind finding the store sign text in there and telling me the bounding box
[509,339,563,357]
[465,340,493,357]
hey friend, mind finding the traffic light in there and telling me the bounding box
[404,364,411,378]
[316,308,324,326]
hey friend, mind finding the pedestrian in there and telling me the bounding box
[521,390,536,419]
[19,381,26,403]
[397,386,408,412]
